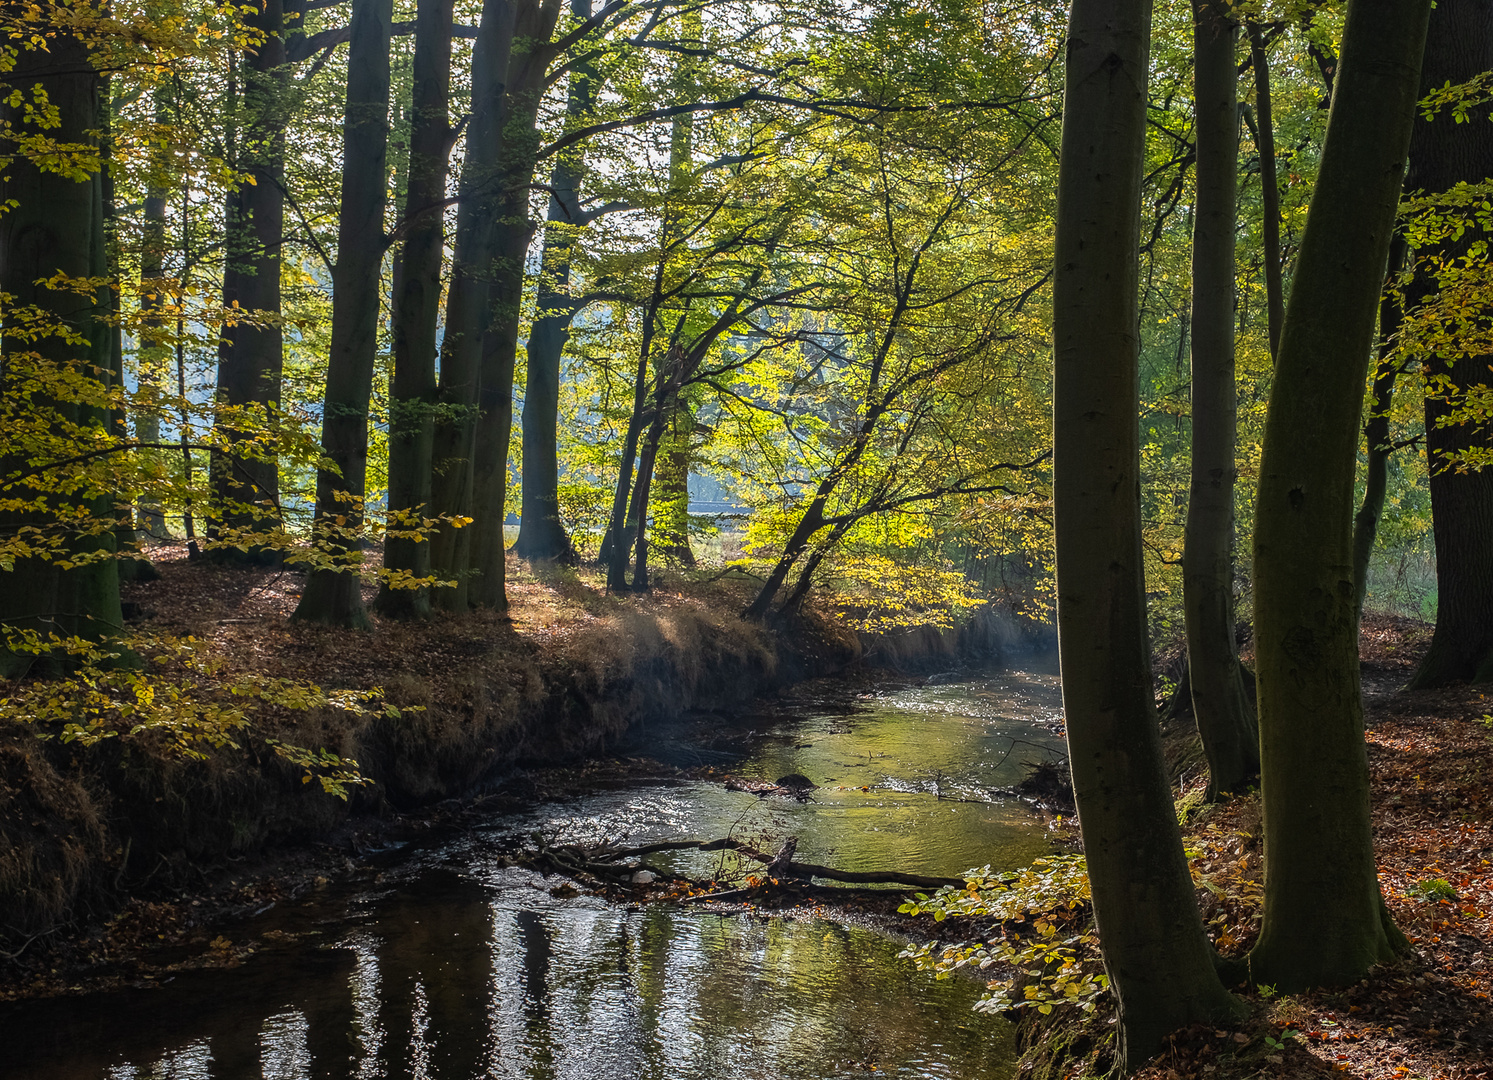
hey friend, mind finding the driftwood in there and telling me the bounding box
[514,834,966,893]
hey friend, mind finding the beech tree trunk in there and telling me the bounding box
[293,0,393,629]
[1247,0,1429,991]
[1052,1,1242,1069]
[427,0,517,611]
[0,16,124,674]
[1352,235,1408,623]
[1185,0,1258,801]
[1405,0,1493,688]
[375,0,454,619]
[211,0,287,562]
[513,0,594,565]
[1246,21,1285,361]
[466,0,563,611]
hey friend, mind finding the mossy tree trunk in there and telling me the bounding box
[1247,0,1430,991]
[1052,0,1243,1069]
[293,0,393,629]
[211,0,287,563]
[1405,0,1493,689]
[376,0,455,620]
[1185,0,1258,801]
[0,15,124,674]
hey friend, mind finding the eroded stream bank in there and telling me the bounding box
[1,663,1067,1080]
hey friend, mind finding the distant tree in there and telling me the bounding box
[1404,0,1493,688]
[1184,0,1257,800]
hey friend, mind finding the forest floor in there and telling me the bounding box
[1121,614,1493,1080]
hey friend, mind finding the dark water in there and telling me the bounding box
[0,664,1065,1080]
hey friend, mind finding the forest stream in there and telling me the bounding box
[0,660,1066,1080]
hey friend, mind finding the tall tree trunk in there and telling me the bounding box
[467,0,563,611]
[293,0,393,628]
[375,0,454,619]
[1053,3,1242,1068]
[0,13,124,675]
[1247,0,1429,991]
[211,0,287,563]
[1246,21,1285,361]
[428,0,517,611]
[604,294,660,591]
[137,90,172,542]
[652,399,696,567]
[1352,234,1408,623]
[513,0,594,565]
[1185,0,1258,801]
[1405,0,1493,688]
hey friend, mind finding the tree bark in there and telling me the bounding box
[427,0,517,611]
[466,0,564,611]
[0,12,124,674]
[292,0,393,629]
[1247,0,1429,991]
[513,0,595,565]
[1053,1,1242,1068]
[1185,0,1258,801]
[1405,0,1493,688]
[1246,21,1285,361]
[375,0,454,619]
[1352,234,1408,624]
[211,0,287,563]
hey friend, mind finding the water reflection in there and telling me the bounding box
[1,669,1053,1079]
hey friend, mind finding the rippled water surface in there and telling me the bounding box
[1,662,1065,1080]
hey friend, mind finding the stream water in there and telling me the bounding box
[1,660,1066,1080]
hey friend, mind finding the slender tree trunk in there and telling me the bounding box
[1404,0,1493,688]
[1352,234,1408,623]
[137,90,172,542]
[605,301,659,591]
[293,0,393,629]
[428,0,517,611]
[211,0,287,562]
[0,15,124,675]
[467,0,563,611]
[513,0,594,564]
[375,0,454,619]
[1185,1,1258,801]
[652,400,696,567]
[1247,0,1429,991]
[1247,21,1285,361]
[1053,0,1242,1068]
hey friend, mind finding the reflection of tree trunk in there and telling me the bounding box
[1185,0,1257,801]
[1405,0,1493,688]
[516,909,552,1026]
[1052,0,1241,1068]
[1248,0,1428,990]
[376,0,454,619]
[211,0,287,563]
[293,0,393,629]
[0,13,124,675]
[1352,234,1408,624]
